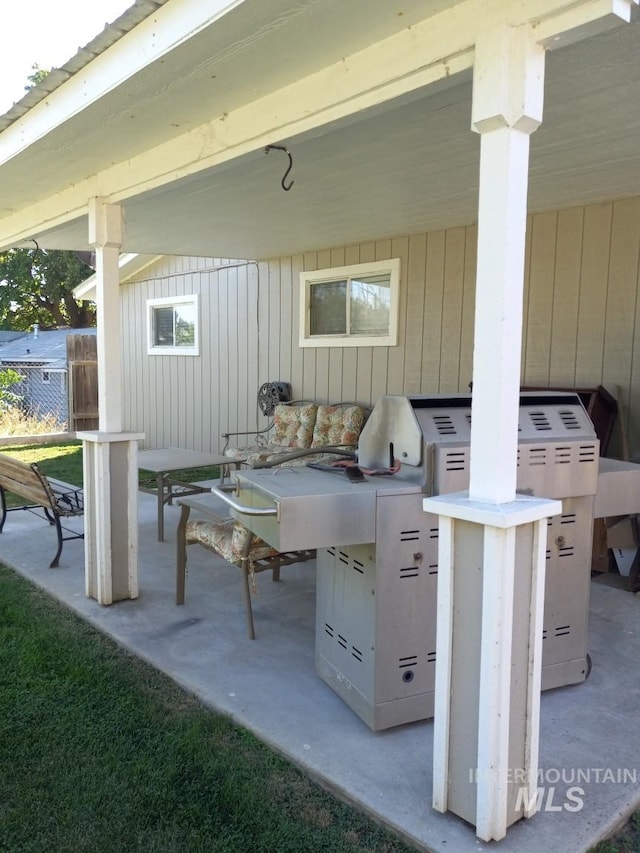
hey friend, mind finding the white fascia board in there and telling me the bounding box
[533,0,638,48]
[0,0,246,167]
[74,253,163,301]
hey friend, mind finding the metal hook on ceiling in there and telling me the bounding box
[265,144,294,191]
[31,239,41,264]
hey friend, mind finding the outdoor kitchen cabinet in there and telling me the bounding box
[316,491,439,731]
[222,393,604,731]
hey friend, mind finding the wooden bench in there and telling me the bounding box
[0,453,84,568]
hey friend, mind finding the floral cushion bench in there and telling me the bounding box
[222,402,366,467]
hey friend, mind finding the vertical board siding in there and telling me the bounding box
[458,225,477,392]
[549,207,583,387]
[439,227,466,393]
[120,196,640,455]
[404,233,427,395]
[421,230,446,394]
[574,203,612,386]
[387,236,409,394]
[524,211,558,384]
[603,198,640,450]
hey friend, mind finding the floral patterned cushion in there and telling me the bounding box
[224,445,346,467]
[224,445,274,464]
[271,403,318,448]
[311,405,365,448]
[186,517,279,565]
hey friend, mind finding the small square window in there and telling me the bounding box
[147,295,199,356]
[300,259,400,348]
[42,370,50,384]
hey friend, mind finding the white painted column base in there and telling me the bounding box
[424,492,561,842]
[79,431,144,605]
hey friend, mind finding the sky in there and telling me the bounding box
[0,0,133,114]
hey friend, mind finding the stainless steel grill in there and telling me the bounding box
[222,392,600,730]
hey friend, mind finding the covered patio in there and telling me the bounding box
[0,488,637,852]
[3,0,640,843]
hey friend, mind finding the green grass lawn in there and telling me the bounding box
[591,816,640,853]
[0,440,84,485]
[0,440,221,494]
[0,564,414,853]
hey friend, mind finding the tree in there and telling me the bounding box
[0,246,96,330]
[25,64,52,91]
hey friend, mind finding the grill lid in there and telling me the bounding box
[358,392,597,472]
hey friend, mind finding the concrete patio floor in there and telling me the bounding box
[1,490,639,852]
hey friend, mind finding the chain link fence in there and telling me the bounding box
[0,365,68,436]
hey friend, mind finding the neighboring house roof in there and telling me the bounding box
[0,328,96,371]
[0,331,28,346]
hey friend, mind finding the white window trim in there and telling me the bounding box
[147,294,199,356]
[299,258,400,348]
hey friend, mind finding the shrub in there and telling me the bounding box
[0,368,23,412]
[0,406,65,436]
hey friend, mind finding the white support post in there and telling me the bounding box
[425,495,560,841]
[81,198,144,605]
[468,25,544,504]
[425,26,561,842]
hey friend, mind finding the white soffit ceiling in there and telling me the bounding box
[3,3,640,259]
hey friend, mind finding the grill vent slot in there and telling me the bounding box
[338,634,348,649]
[559,409,580,430]
[324,623,334,638]
[555,625,571,637]
[352,646,363,662]
[400,529,420,542]
[444,451,466,471]
[560,514,576,525]
[428,564,438,575]
[579,444,597,463]
[339,551,349,565]
[529,447,547,466]
[558,546,575,558]
[530,410,551,430]
[352,559,364,575]
[427,651,436,663]
[399,655,418,669]
[433,415,456,435]
[429,527,439,540]
[554,445,572,464]
[400,566,419,579]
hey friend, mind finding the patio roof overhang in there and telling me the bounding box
[0,0,638,260]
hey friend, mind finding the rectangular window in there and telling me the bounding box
[42,370,50,384]
[147,295,199,356]
[300,259,400,348]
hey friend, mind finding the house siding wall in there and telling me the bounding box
[121,197,640,457]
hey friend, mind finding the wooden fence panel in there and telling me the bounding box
[67,335,98,431]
